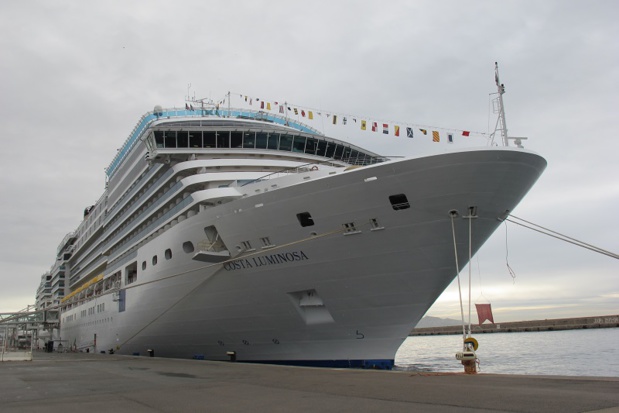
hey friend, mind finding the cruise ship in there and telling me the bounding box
[36,79,546,369]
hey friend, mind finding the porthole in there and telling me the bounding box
[165,249,172,260]
[141,261,146,271]
[152,255,158,265]
[183,241,195,253]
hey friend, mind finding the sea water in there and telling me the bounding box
[395,328,619,377]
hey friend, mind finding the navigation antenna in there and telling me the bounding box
[490,62,527,148]
[186,83,196,102]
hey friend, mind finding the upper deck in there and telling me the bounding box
[106,107,383,179]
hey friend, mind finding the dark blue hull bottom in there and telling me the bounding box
[242,359,394,370]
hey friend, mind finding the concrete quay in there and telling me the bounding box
[1,352,618,413]
[412,315,619,336]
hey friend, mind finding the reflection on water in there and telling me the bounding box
[395,328,619,377]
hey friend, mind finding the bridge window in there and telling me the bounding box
[204,131,216,148]
[316,140,327,157]
[177,131,189,148]
[333,145,343,160]
[243,132,255,148]
[189,131,202,148]
[164,131,176,148]
[279,134,292,151]
[342,147,352,161]
[217,131,230,148]
[154,131,164,148]
[325,142,335,158]
[293,136,306,153]
[305,138,317,155]
[256,132,268,149]
[267,133,279,149]
[231,131,243,148]
[153,125,383,167]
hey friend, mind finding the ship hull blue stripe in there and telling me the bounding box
[240,359,394,369]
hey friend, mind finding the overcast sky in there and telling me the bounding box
[1,0,617,323]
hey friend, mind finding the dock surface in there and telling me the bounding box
[1,352,618,412]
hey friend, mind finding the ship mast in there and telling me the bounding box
[491,63,526,148]
[494,62,509,147]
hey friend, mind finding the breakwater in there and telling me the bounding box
[411,314,619,336]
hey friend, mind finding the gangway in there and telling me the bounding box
[0,305,59,361]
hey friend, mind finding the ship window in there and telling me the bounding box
[279,134,292,151]
[342,147,352,161]
[292,136,306,153]
[164,131,177,148]
[261,237,273,247]
[165,249,172,260]
[204,131,217,148]
[333,145,344,160]
[305,138,317,155]
[177,131,189,148]
[152,255,158,265]
[267,133,279,149]
[189,131,202,148]
[349,150,359,164]
[231,131,243,148]
[343,222,358,233]
[325,142,336,158]
[141,261,146,271]
[256,132,268,149]
[217,131,230,148]
[316,140,327,157]
[370,218,384,230]
[154,131,164,148]
[297,212,314,227]
[126,262,138,285]
[389,194,410,210]
[243,131,255,148]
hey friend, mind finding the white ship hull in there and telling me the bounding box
[59,147,545,367]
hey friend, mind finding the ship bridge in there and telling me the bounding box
[142,117,387,168]
[106,107,387,179]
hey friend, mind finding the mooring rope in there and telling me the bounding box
[450,212,467,343]
[505,215,619,260]
[467,212,473,338]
